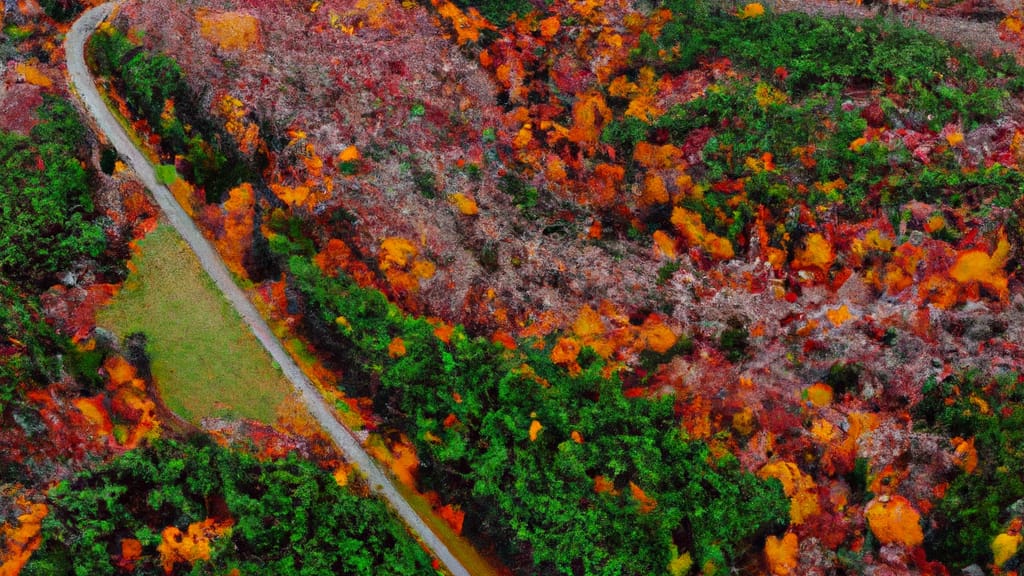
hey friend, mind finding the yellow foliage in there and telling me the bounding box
[216,183,255,276]
[640,174,669,206]
[758,461,820,525]
[951,437,978,474]
[744,152,775,173]
[946,131,964,147]
[513,124,533,149]
[625,95,662,122]
[992,530,1022,567]
[924,214,946,234]
[333,464,350,487]
[117,387,160,449]
[633,141,683,169]
[764,532,798,576]
[849,137,868,152]
[622,68,663,121]
[852,228,894,256]
[169,178,197,217]
[638,316,677,354]
[197,9,260,52]
[572,305,604,339]
[14,62,52,88]
[545,155,568,183]
[949,233,1011,299]
[805,383,834,407]
[376,237,434,293]
[792,233,834,273]
[435,0,494,45]
[411,258,436,280]
[105,355,137,386]
[1003,14,1024,34]
[970,394,992,414]
[754,82,786,108]
[157,518,232,574]
[73,396,113,438]
[738,2,765,18]
[759,461,799,494]
[380,237,418,269]
[653,230,677,259]
[810,418,837,443]
[670,207,734,260]
[825,305,853,327]
[568,92,613,147]
[667,551,693,576]
[550,337,581,367]
[732,408,756,436]
[302,144,324,177]
[270,184,310,208]
[529,419,543,441]
[568,306,613,359]
[338,145,360,162]
[840,412,880,466]
[609,75,639,98]
[217,95,257,153]
[0,501,47,576]
[865,496,924,547]
[449,193,480,216]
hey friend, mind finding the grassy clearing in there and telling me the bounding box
[98,223,291,424]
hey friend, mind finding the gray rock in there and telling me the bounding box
[961,564,985,576]
[1007,498,1024,518]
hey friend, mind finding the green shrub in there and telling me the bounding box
[913,371,1024,569]
[88,26,257,202]
[99,147,118,175]
[28,438,434,575]
[0,281,70,413]
[288,258,789,574]
[0,98,105,286]
[719,321,749,363]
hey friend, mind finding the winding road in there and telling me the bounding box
[66,5,470,575]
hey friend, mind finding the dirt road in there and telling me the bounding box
[65,5,470,575]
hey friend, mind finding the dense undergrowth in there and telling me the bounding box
[913,371,1024,570]
[51,0,1024,573]
[0,13,438,576]
[0,97,106,287]
[600,0,1024,240]
[25,437,434,575]
[0,99,109,413]
[288,256,789,574]
[87,25,259,202]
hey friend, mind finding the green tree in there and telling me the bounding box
[0,97,105,286]
[28,438,435,575]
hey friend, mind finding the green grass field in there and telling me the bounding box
[98,223,292,424]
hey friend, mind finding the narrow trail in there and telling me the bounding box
[65,5,471,575]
